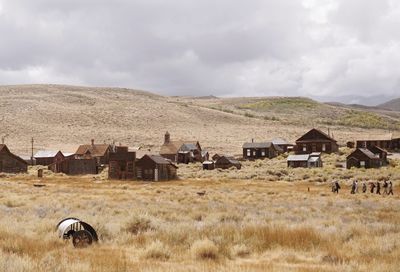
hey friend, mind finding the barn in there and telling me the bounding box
[346,148,386,169]
[34,150,65,166]
[75,139,111,165]
[108,146,136,180]
[48,155,98,175]
[215,155,241,170]
[242,141,279,160]
[0,145,28,173]
[136,154,178,181]
[295,128,338,154]
[160,132,202,163]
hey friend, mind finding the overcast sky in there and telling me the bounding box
[0,0,399,102]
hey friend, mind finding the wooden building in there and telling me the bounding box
[48,155,98,175]
[356,133,400,151]
[272,138,294,153]
[202,161,215,170]
[34,150,65,166]
[346,148,385,169]
[136,154,178,181]
[160,132,202,163]
[0,144,28,173]
[108,146,136,180]
[287,153,322,168]
[215,155,242,170]
[295,128,338,154]
[242,141,279,160]
[75,139,111,165]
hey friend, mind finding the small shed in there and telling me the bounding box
[34,150,65,166]
[202,161,215,170]
[287,153,322,168]
[136,155,178,181]
[346,148,384,169]
[215,155,242,170]
[0,145,28,173]
[108,146,136,180]
[242,141,279,160]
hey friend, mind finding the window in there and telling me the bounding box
[322,144,326,152]
[360,161,365,167]
[247,149,251,157]
[261,150,266,156]
[303,145,307,152]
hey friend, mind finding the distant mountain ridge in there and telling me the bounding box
[378,98,400,111]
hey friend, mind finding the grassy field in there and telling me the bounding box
[0,162,399,272]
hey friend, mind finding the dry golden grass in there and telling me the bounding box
[0,165,399,271]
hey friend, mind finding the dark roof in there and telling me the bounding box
[296,128,337,143]
[75,144,110,157]
[217,155,241,165]
[358,148,380,159]
[0,144,28,165]
[242,142,273,149]
[148,155,177,167]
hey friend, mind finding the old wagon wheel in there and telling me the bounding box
[72,230,93,248]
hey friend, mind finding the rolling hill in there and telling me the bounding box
[378,98,400,111]
[0,84,399,156]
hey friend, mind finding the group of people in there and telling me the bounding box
[331,180,394,195]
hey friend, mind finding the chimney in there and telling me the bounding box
[164,131,170,144]
[91,139,95,146]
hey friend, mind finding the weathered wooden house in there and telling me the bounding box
[0,145,28,173]
[367,146,388,165]
[287,152,322,168]
[272,138,294,153]
[242,141,280,160]
[160,132,202,163]
[75,140,111,165]
[202,161,215,170]
[346,148,384,169]
[356,133,400,151]
[48,155,98,175]
[34,150,65,166]
[108,146,136,180]
[136,154,178,181]
[295,128,338,154]
[215,155,242,170]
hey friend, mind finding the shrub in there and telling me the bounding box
[124,215,155,235]
[191,239,219,260]
[142,240,170,261]
[232,244,250,258]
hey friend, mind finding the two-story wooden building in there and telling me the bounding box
[295,129,338,154]
[108,146,136,180]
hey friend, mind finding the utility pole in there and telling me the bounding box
[31,137,34,166]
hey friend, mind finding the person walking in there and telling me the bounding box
[334,181,341,194]
[362,181,367,193]
[388,181,394,195]
[383,180,388,195]
[376,181,381,195]
[355,180,359,194]
[351,180,356,194]
[370,182,376,194]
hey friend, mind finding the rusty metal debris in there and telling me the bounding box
[56,218,98,248]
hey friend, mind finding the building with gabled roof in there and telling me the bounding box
[295,128,338,154]
[215,155,241,170]
[287,152,322,168]
[136,154,178,181]
[0,144,28,173]
[160,131,202,163]
[34,150,65,166]
[75,139,111,165]
[108,146,136,180]
[346,147,387,169]
[242,141,280,160]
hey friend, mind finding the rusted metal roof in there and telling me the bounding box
[75,144,110,157]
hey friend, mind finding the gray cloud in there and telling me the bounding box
[0,0,399,102]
